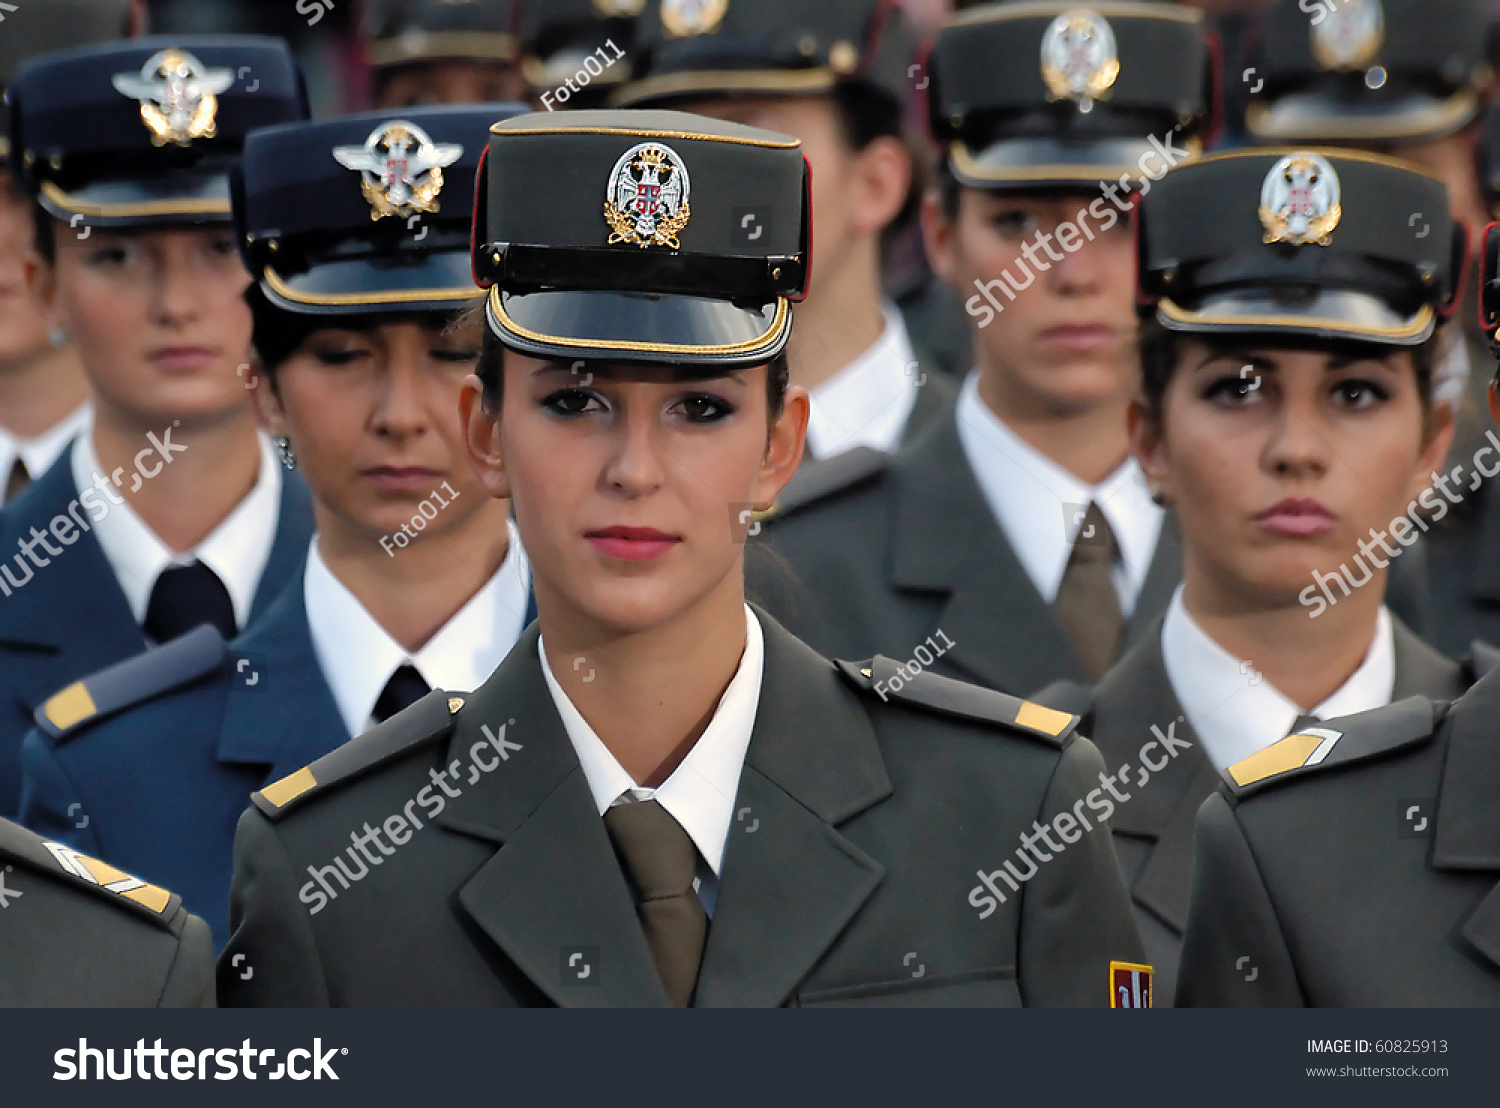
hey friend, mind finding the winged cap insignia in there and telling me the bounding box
[332,120,464,221]
[112,48,236,147]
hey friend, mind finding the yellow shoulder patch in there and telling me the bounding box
[259,765,318,809]
[1015,700,1074,738]
[1228,727,1343,788]
[42,682,98,731]
[42,841,172,914]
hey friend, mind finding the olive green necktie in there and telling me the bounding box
[3,457,29,503]
[603,799,707,1008]
[1053,501,1126,682]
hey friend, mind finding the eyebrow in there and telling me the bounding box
[1191,350,1400,374]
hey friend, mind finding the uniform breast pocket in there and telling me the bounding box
[794,966,1020,1008]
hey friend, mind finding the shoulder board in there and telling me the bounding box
[835,657,1078,747]
[765,446,890,520]
[252,689,462,821]
[1465,639,1500,682]
[0,818,181,928]
[34,624,226,743]
[1224,695,1441,799]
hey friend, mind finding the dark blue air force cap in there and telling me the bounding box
[234,104,527,316]
[8,36,308,228]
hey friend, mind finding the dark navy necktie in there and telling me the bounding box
[142,560,236,644]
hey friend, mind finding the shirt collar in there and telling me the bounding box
[955,371,1162,611]
[0,402,91,505]
[71,429,282,628]
[539,604,764,878]
[1160,586,1396,773]
[805,301,920,458]
[304,520,532,738]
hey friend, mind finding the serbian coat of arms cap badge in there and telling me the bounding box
[1259,152,1342,247]
[1040,9,1121,109]
[604,141,692,249]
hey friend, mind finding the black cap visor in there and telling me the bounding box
[37,171,232,227]
[1247,88,1479,143]
[261,249,480,316]
[950,135,1200,189]
[487,286,790,368]
[1157,289,1435,346]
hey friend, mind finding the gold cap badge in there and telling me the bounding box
[1259,152,1342,247]
[333,120,464,221]
[661,0,728,38]
[1040,9,1120,111]
[1311,0,1385,72]
[112,48,235,147]
[604,141,692,249]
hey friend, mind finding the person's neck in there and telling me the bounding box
[90,405,263,555]
[541,572,750,788]
[315,500,513,655]
[1181,565,1385,712]
[785,240,887,393]
[0,343,89,440]
[974,358,1132,487]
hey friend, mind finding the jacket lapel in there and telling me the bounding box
[694,611,892,1006]
[888,413,1084,694]
[215,580,347,784]
[1429,668,1500,970]
[433,627,668,1007]
[1126,512,1181,648]
[1389,614,1465,701]
[248,471,314,620]
[1085,620,1214,933]
[0,461,144,705]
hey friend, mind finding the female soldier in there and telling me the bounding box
[0,37,314,816]
[1043,148,1477,1003]
[17,105,531,948]
[218,109,1144,1008]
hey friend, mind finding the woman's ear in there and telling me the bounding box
[1411,398,1456,506]
[246,355,283,434]
[920,189,958,287]
[25,252,58,328]
[460,375,513,501]
[754,384,809,510]
[1129,395,1171,505]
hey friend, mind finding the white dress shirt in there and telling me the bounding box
[955,371,1163,615]
[540,604,764,917]
[805,301,921,459]
[1160,587,1396,773]
[0,401,90,506]
[71,427,282,630]
[305,521,532,738]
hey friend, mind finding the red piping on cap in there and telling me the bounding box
[470,144,491,289]
[1203,27,1225,151]
[1478,221,1497,334]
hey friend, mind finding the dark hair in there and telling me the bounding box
[245,282,480,385]
[1137,314,1440,430]
[467,299,790,423]
[32,205,55,264]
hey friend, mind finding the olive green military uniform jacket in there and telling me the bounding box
[1177,660,1500,1006]
[748,411,1183,695]
[0,816,214,1007]
[219,610,1143,1007]
[1039,614,1470,1006]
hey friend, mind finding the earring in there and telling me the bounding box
[274,436,297,471]
[48,326,67,349]
[1149,487,1168,508]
